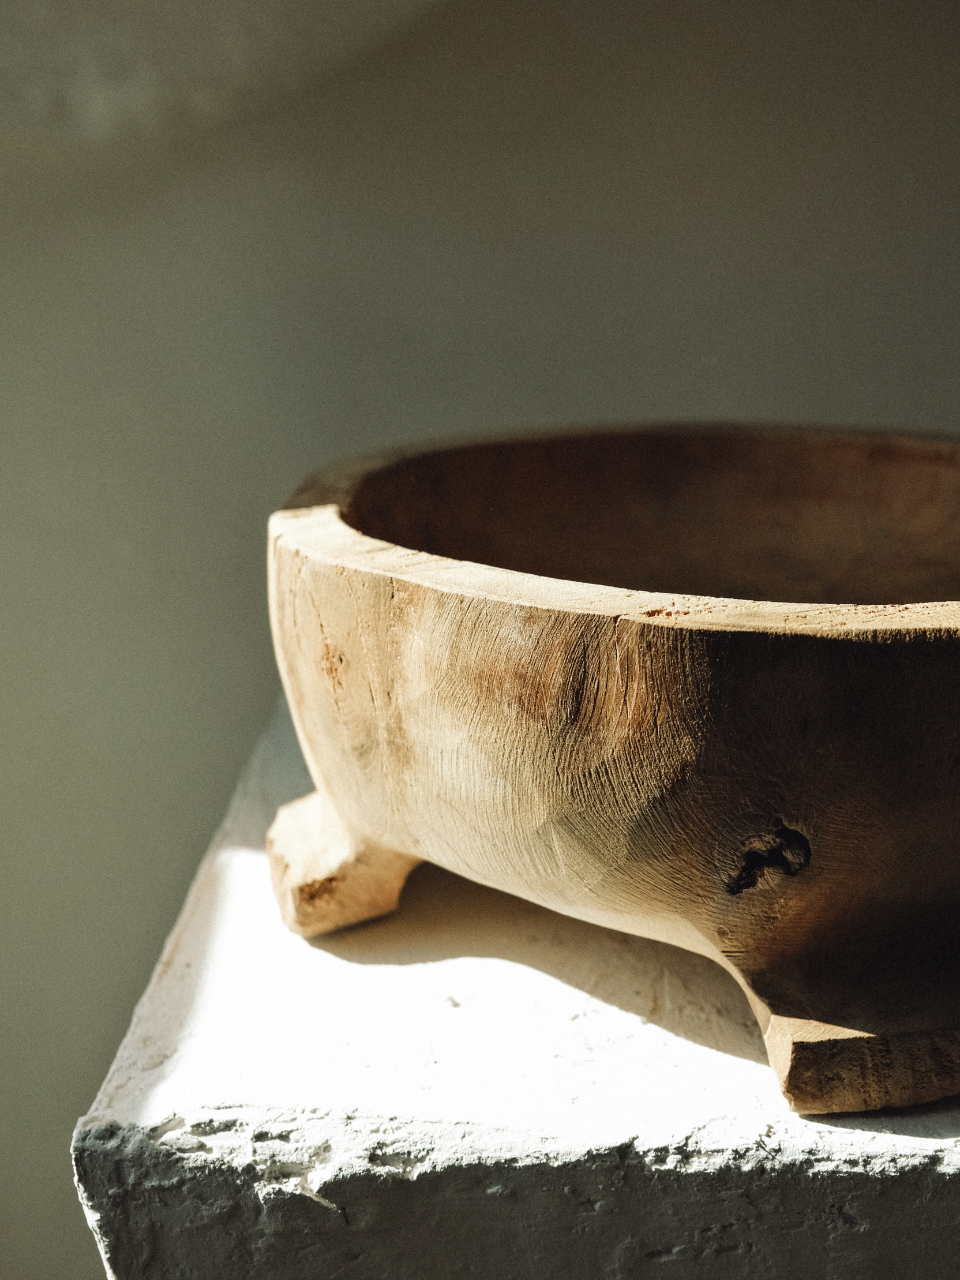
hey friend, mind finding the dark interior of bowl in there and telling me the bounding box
[343,427,960,605]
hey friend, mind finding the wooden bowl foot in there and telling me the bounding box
[764,1015,960,1114]
[266,790,421,938]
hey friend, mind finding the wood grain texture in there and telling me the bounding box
[268,425,960,1113]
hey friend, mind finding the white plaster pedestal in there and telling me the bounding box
[73,701,960,1278]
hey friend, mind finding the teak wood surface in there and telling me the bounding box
[267,425,960,1114]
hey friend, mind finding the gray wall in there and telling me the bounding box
[2,0,958,1274]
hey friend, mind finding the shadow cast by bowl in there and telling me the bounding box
[805,1092,960,1139]
[246,692,960,1131]
[311,865,960,1135]
[310,861,768,1065]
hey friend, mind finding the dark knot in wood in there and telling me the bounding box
[725,825,811,896]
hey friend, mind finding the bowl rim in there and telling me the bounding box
[269,422,960,640]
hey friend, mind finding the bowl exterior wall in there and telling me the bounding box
[270,509,960,1037]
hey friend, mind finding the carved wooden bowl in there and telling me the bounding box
[268,425,960,1114]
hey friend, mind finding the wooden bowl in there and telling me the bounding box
[267,425,960,1114]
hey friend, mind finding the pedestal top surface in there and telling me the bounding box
[73,700,960,1277]
[82,699,960,1176]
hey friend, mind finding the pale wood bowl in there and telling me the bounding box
[268,425,960,1114]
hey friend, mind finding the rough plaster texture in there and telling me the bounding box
[0,0,444,141]
[74,700,960,1277]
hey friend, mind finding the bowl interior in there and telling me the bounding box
[344,428,960,605]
